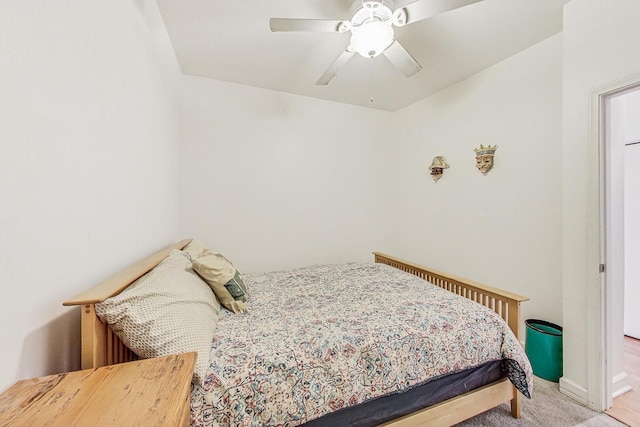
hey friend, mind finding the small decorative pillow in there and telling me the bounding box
[191,249,248,314]
[95,249,220,386]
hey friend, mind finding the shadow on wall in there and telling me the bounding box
[18,309,81,379]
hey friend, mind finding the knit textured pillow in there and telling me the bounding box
[191,249,248,314]
[95,249,220,386]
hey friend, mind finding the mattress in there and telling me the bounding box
[190,262,533,426]
[302,359,505,426]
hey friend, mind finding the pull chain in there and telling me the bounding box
[369,56,375,103]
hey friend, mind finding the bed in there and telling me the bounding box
[63,239,532,426]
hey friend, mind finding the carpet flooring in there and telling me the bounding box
[456,376,628,427]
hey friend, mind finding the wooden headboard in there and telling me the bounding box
[64,242,528,370]
[63,239,192,369]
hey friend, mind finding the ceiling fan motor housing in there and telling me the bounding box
[351,1,394,26]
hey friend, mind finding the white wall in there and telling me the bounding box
[389,35,564,334]
[562,0,640,409]
[0,1,182,392]
[180,76,393,273]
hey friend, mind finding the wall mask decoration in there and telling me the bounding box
[428,156,450,182]
[474,144,498,174]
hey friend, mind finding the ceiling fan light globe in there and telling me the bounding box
[350,20,394,58]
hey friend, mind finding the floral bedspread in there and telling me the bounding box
[191,263,533,426]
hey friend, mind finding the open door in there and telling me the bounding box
[625,142,640,339]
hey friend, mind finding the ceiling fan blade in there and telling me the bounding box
[382,40,422,78]
[316,49,355,85]
[393,0,483,26]
[270,18,347,33]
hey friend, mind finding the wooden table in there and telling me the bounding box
[0,352,196,426]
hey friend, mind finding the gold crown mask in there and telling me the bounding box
[474,144,498,156]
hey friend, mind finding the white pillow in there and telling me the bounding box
[95,249,220,385]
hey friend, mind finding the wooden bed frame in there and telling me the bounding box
[63,239,529,427]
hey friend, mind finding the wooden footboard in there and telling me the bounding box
[374,252,529,424]
[63,242,529,426]
[373,252,529,342]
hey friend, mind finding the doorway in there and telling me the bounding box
[624,139,640,340]
[601,84,640,424]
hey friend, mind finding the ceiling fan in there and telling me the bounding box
[270,0,483,85]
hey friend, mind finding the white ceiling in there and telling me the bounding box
[156,0,570,112]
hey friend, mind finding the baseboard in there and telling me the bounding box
[612,371,632,399]
[559,377,589,406]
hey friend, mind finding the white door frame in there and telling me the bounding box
[589,73,640,411]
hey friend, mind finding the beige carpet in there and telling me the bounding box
[456,376,627,427]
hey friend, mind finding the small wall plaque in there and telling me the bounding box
[428,156,450,182]
[474,145,498,174]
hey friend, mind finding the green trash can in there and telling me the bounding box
[525,319,563,382]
